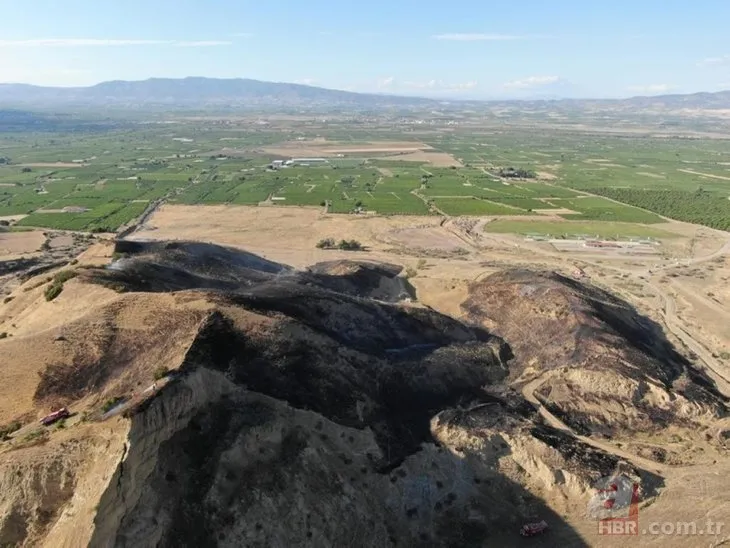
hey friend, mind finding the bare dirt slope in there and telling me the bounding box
[2,240,716,547]
[0,202,728,547]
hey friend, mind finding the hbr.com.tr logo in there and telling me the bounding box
[587,474,640,535]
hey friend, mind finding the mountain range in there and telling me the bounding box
[0,77,434,110]
[0,77,729,111]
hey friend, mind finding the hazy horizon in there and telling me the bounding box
[2,75,729,104]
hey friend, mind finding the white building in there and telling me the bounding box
[286,158,329,166]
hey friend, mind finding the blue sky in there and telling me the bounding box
[1,0,729,99]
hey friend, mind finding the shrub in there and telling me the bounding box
[53,270,77,284]
[4,296,15,304]
[0,421,21,440]
[44,283,63,301]
[0,332,7,339]
[316,238,336,249]
[338,239,363,251]
[101,396,125,413]
[23,429,47,442]
[44,270,78,301]
[153,366,170,381]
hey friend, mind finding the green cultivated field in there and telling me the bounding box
[483,219,675,239]
[0,116,728,232]
[435,198,526,216]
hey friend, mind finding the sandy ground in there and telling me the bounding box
[0,215,28,223]
[0,231,45,257]
[535,171,558,180]
[658,255,730,358]
[372,151,463,167]
[678,168,730,181]
[260,140,435,158]
[17,162,84,168]
[133,204,447,269]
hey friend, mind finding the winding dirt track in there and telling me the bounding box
[520,374,667,474]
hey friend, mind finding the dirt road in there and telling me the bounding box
[521,374,667,475]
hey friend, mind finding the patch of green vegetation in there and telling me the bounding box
[494,167,536,179]
[585,188,730,231]
[483,219,675,239]
[153,366,170,381]
[435,198,528,216]
[53,270,78,284]
[23,429,48,443]
[487,197,560,210]
[44,283,63,301]
[102,396,126,413]
[338,239,363,250]
[44,269,78,301]
[1,121,729,228]
[0,421,21,440]
[550,196,665,223]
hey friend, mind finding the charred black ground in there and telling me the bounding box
[78,241,724,547]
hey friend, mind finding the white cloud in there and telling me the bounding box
[174,41,232,47]
[403,80,478,92]
[698,55,730,67]
[377,76,395,88]
[433,33,525,41]
[294,78,318,85]
[503,75,560,89]
[0,38,231,48]
[627,84,674,94]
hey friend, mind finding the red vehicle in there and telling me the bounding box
[39,407,70,426]
[520,520,549,537]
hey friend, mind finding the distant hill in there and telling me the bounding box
[0,77,728,111]
[0,77,438,110]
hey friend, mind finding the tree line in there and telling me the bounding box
[587,187,730,231]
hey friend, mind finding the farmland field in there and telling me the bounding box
[434,198,526,216]
[0,114,728,233]
[483,219,676,239]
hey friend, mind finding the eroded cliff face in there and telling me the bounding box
[90,369,600,548]
[0,424,128,548]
